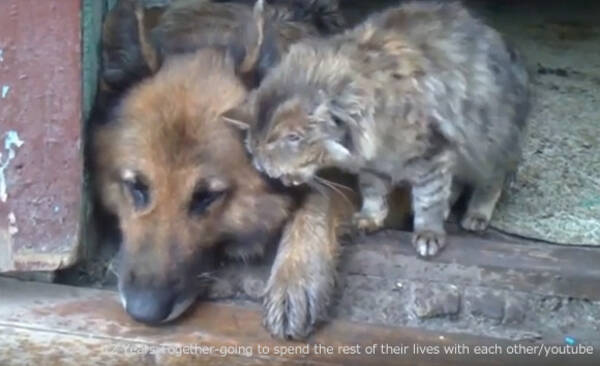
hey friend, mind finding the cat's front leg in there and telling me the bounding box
[353,171,391,232]
[411,165,452,257]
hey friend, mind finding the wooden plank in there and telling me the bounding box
[346,230,600,301]
[0,0,83,272]
[203,230,600,305]
[3,277,595,365]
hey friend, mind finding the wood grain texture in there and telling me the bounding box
[3,277,594,366]
[349,230,600,300]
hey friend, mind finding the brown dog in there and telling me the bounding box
[94,0,356,339]
[94,50,356,338]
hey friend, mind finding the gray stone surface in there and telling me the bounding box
[504,296,527,325]
[483,1,600,245]
[468,291,505,323]
[411,283,461,319]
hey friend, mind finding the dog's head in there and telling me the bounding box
[94,49,292,324]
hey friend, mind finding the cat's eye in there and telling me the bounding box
[189,189,224,216]
[123,178,150,210]
[286,133,302,143]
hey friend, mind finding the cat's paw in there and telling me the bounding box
[461,213,490,232]
[262,261,332,340]
[412,230,446,257]
[352,211,385,233]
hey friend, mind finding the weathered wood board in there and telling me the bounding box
[2,277,598,366]
[0,0,82,272]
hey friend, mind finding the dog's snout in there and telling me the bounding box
[123,285,176,325]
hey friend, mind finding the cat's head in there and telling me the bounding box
[225,87,369,187]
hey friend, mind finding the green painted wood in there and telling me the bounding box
[81,0,108,121]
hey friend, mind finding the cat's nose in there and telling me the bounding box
[280,175,293,186]
[252,158,264,173]
[259,161,281,180]
[281,174,303,187]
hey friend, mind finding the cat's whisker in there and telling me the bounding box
[313,176,353,206]
[197,271,219,281]
[317,176,353,192]
[308,180,329,199]
[107,260,120,279]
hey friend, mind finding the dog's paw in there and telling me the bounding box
[262,265,332,340]
[412,230,446,258]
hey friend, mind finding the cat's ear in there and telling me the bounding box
[324,82,375,157]
[313,89,351,136]
[318,92,354,161]
[311,91,354,154]
[313,90,332,119]
[328,81,375,129]
[324,139,353,162]
[222,93,257,131]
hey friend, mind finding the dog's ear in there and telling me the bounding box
[222,92,257,131]
[101,0,162,92]
[135,3,161,74]
[230,0,265,75]
[227,0,284,88]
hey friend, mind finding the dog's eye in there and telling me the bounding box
[189,190,224,216]
[124,179,149,210]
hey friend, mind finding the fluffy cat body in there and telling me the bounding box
[235,1,530,256]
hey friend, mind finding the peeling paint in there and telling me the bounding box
[0,0,83,272]
[0,48,4,62]
[0,130,25,202]
[8,212,18,236]
[1,85,9,99]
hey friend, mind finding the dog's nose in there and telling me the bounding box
[124,286,176,325]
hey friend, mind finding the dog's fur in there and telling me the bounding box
[95,48,296,325]
[100,0,345,94]
[92,0,402,340]
[235,1,530,257]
